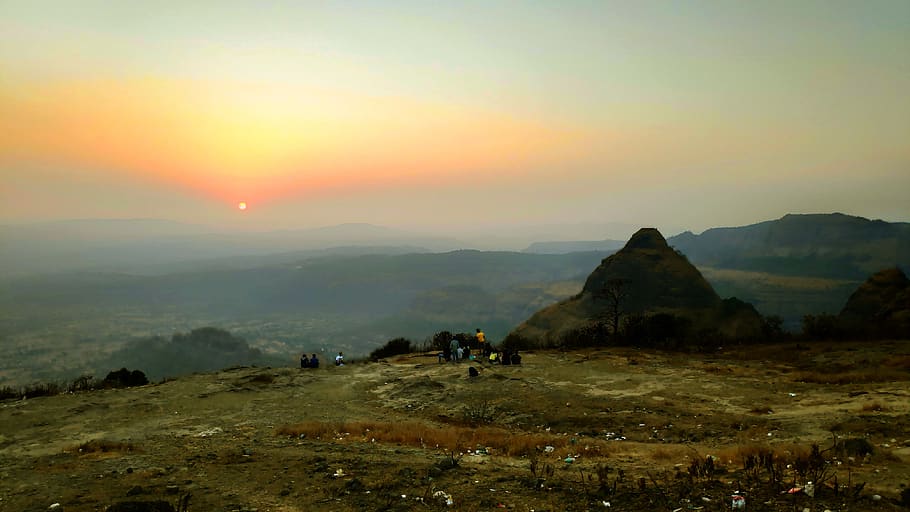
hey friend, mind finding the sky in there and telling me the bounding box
[1,0,908,235]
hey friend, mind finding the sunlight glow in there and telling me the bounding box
[0,78,587,205]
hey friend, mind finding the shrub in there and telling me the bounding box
[74,439,136,454]
[430,331,454,352]
[369,337,414,360]
[103,368,149,388]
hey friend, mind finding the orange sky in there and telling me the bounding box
[1,2,908,232]
[1,78,588,206]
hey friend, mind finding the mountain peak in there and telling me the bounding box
[623,228,668,250]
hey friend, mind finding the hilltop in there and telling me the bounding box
[838,268,910,339]
[2,342,909,511]
[507,228,764,347]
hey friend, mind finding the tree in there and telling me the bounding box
[600,278,629,336]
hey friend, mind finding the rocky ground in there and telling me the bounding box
[2,341,910,511]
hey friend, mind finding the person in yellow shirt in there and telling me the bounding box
[476,328,486,356]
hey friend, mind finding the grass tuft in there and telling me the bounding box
[275,420,612,458]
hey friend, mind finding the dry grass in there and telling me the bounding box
[859,402,889,413]
[882,354,910,370]
[794,368,908,385]
[71,439,136,455]
[714,442,811,469]
[648,445,686,462]
[248,374,275,384]
[702,365,733,374]
[276,420,619,458]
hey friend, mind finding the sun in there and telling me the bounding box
[237,201,247,211]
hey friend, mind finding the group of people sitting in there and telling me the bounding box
[438,328,521,366]
[300,351,346,369]
[300,353,319,368]
[488,348,521,365]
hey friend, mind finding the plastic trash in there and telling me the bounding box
[544,445,555,453]
[564,457,575,463]
[804,481,815,497]
[731,495,745,509]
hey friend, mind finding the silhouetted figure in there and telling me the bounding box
[335,352,345,366]
[309,354,319,368]
[468,366,479,378]
[511,350,522,365]
[300,353,310,369]
[450,338,460,362]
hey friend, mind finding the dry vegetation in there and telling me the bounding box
[2,340,909,511]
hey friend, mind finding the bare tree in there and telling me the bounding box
[601,278,628,336]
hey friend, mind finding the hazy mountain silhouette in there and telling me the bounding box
[667,213,910,279]
[522,239,626,254]
[0,220,461,276]
[508,228,764,346]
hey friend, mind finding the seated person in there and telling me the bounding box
[309,354,319,368]
[335,351,345,366]
[300,353,310,368]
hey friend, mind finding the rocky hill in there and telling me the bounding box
[507,228,764,347]
[667,213,910,279]
[838,267,910,338]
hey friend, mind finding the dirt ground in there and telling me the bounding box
[2,341,910,511]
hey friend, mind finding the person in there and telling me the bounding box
[501,349,511,366]
[335,351,345,366]
[309,353,319,368]
[489,351,498,364]
[300,353,310,369]
[511,350,522,365]
[475,328,486,356]
[456,345,464,362]
[450,337,460,363]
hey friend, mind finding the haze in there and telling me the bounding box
[1,1,909,235]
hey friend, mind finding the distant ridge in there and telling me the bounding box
[667,213,910,279]
[522,239,625,254]
[507,228,764,347]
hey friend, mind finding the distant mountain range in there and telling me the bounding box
[0,220,461,276]
[2,212,909,385]
[522,239,626,254]
[667,213,910,279]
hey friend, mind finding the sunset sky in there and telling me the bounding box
[2,1,908,234]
